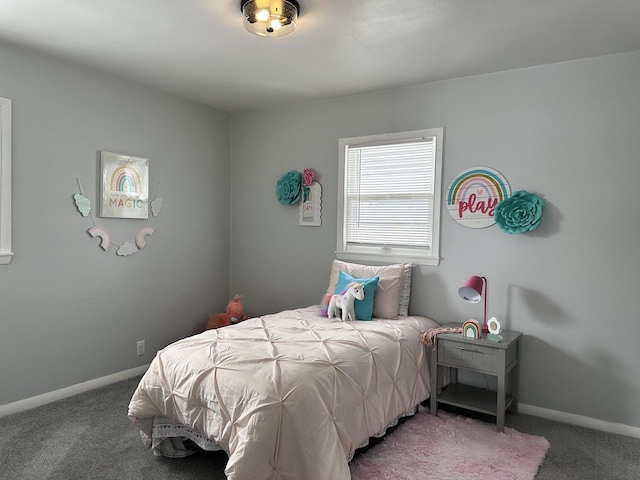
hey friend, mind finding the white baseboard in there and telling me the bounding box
[0,364,149,418]
[519,403,640,439]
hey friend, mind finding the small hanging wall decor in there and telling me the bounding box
[299,182,321,226]
[446,166,511,228]
[276,168,322,227]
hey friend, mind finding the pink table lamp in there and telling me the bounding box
[458,275,488,334]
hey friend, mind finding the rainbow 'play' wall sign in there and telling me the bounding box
[446,166,511,228]
[100,151,149,219]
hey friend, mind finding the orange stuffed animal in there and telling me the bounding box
[206,295,248,330]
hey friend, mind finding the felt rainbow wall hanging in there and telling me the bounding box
[73,177,163,257]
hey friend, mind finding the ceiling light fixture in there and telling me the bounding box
[241,0,300,38]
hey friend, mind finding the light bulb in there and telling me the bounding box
[270,19,282,30]
[256,9,270,22]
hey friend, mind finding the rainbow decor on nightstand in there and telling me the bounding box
[446,167,511,228]
[462,320,480,339]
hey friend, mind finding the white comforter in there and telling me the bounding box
[128,306,440,480]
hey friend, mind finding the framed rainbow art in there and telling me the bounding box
[100,151,149,219]
[446,166,511,228]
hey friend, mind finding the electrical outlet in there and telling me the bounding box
[136,340,145,356]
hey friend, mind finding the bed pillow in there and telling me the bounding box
[398,263,413,317]
[327,260,404,319]
[334,270,380,321]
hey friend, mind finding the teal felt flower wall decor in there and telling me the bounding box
[494,190,545,234]
[276,170,303,205]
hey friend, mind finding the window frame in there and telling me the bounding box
[0,96,12,265]
[336,128,443,266]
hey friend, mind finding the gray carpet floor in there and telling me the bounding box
[1,376,639,479]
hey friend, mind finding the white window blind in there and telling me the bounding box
[337,128,443,266]
[346,139,434,248]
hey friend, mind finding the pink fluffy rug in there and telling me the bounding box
[350,409,549,480]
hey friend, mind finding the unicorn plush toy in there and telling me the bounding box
[327,282,365,322]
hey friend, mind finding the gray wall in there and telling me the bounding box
[230,51,640,428]
[0,42,231,404]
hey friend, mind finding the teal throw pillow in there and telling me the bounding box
[334,270,379,321]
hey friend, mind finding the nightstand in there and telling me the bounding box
[429,324,522,432]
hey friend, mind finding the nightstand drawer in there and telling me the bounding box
[438,339,498,374]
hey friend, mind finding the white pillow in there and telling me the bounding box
[327,260,404,319]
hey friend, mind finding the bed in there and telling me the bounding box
[128,261,445,480]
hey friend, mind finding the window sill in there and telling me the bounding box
[335,250,440,266]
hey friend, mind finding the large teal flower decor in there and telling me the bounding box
[494,190,545,234]
[276,170,303,205]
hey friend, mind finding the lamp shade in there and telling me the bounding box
[241,0,300,37]
[458,275,484,303]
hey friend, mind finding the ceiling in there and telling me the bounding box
[1,0,640,113]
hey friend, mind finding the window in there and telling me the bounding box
[336,128,443,266]
[0,97,12,264]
